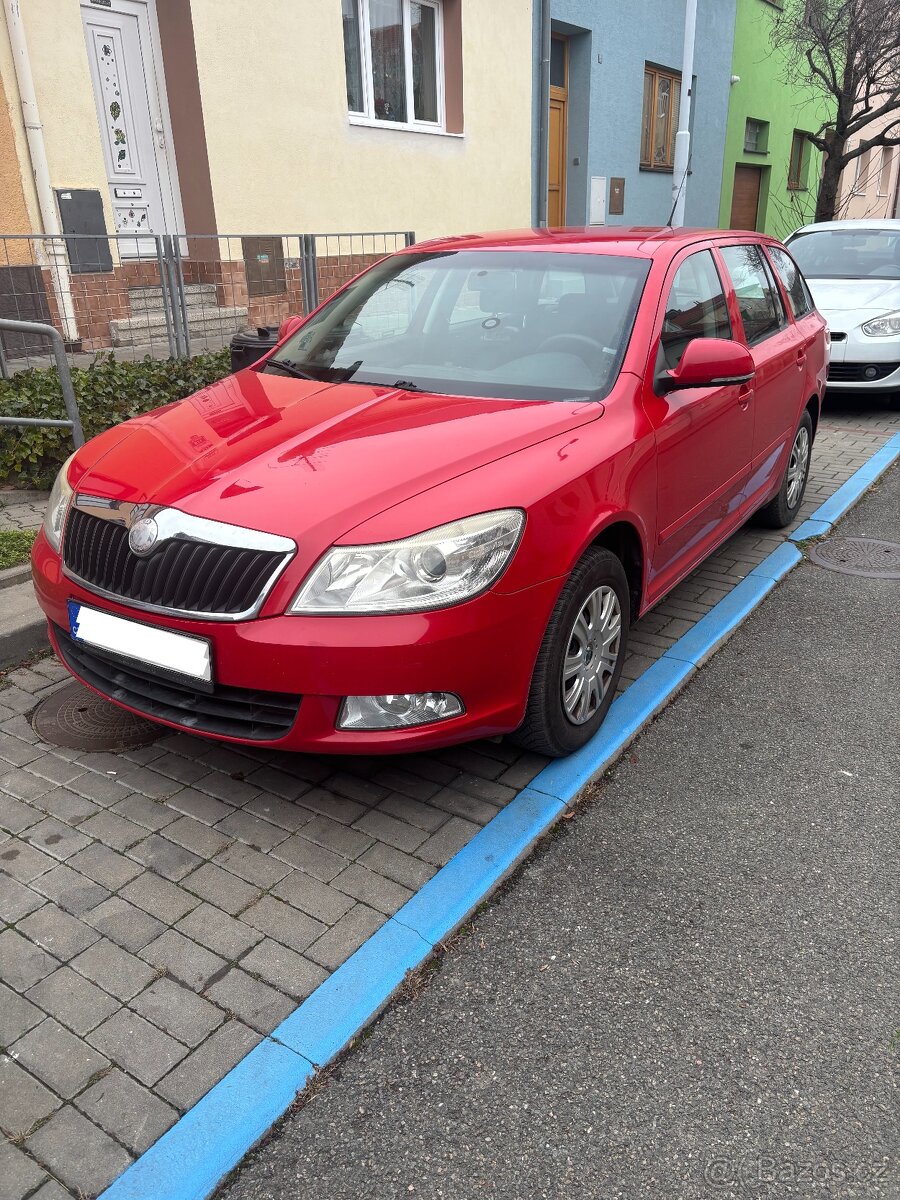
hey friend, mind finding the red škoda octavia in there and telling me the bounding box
[33,229,826,756]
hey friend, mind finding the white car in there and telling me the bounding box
[786,219,900,393]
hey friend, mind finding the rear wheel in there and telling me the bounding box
[512,547,629,757]
[757,410,813,528]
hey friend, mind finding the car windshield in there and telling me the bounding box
[787,228,900,280]
[267,250,651,401]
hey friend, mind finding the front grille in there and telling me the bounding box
[827,361,899,382]
[63,508,287,616]
[55,625,301,741]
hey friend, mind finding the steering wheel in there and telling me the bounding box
[540,333,606,361]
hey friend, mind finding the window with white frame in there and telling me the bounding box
[877,146,896,196]
[342,0,444,130]
[852,145,872,193]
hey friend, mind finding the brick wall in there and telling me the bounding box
[19,249,387,353]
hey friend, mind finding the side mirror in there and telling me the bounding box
[278,315,304,342]
[656,337,755,395]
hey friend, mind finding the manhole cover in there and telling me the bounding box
[32,680,161,751]
[809,537,900,579]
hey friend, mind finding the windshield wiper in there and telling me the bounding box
[391,379,422,391]
[266,358,320,381]
[267,358,365,383]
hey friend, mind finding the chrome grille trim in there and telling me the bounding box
[62,496,296,622]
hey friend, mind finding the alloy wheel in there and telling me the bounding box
[561,585,622,725]
[786,425,810,509]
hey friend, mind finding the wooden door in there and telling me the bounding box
[729,165,762,231]
[548,36,568,226]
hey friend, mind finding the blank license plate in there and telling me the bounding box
[68,602,212,685]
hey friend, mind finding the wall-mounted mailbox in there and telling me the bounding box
[609,177,626,216]
[55,188,113,274]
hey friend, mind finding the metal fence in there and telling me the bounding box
[0,230,415,374]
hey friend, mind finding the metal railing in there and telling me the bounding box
[0,230,415,372]
[0,318,84,446]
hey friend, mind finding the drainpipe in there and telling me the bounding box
[670,0,697,226]
[3,0,79,343]
[536,0,551,227]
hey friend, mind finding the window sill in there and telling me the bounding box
[639,164,674,174]
[787,185,808,193]
[742,149,769,156]
[348,115,463,139]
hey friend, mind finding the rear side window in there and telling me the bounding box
[661,250,732,369]
[766,245,814,319]
[719,244,785,345]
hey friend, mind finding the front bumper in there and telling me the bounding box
[825,328,900,392]
[32,530,561,753]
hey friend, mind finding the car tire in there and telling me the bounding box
[756,409,814,529]
[512,547,630,758]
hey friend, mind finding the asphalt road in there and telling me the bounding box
[221,467,899,1200]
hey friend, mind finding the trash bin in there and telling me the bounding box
[230,326,279,373]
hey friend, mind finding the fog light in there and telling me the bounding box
[338,692,465,730]
[864,365,878,379]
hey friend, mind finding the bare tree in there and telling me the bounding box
[772,0,900,221]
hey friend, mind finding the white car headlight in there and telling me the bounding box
[290,509,525,615]
[43,453,76,552]
[861,311,900,337]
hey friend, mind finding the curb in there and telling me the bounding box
[0,562,32,591]
[788,431,900,541]
[87,430,897,1200]
[0,489,49,506]
[0,617,49,670]
[0,579,49,670]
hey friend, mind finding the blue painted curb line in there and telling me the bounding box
[790,517,831,540]
[98,430,899,1200]
[100,1037,314,1200]
[788,430,900,542]
[528,656,695,802]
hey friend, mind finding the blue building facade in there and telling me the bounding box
[532,0,738,227]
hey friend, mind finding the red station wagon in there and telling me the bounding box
[33,229,827,756]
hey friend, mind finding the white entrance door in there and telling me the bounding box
[81,0,184,256]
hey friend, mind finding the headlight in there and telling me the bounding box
[43,453,76,552]
[290,509,525,614]
[861,311,900,337]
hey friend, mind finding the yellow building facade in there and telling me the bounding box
[1,0,535,244]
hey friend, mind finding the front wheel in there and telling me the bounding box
[757,410,813,528]
[512,547,629,757]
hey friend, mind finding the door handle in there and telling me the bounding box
[796,350,807,368]
[738,384,753,409]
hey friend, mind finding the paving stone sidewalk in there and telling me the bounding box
[0,398,897,1199]
[0,494,48,535]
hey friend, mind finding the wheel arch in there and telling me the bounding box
[805,394,820,441]
[588,518,645,619]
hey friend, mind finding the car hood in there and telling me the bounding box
[75,369,604,547]
[806,276,900,318]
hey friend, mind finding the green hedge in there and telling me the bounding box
[0,350,231,490]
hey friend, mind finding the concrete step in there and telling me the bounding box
[129,283,219,313]
[0,579,49,669]
[0,562,31,591]
[109,305,249,348]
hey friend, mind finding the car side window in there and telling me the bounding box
[719,244,786,345]
[661,250,732,370]
[766,245,814,319]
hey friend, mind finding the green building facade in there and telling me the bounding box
[719,0,836,238]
